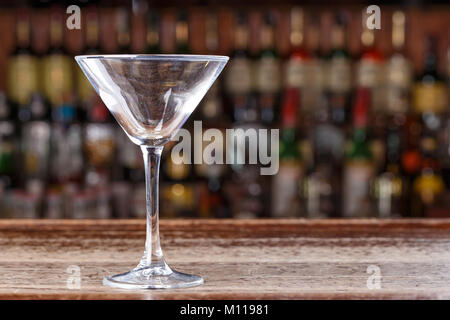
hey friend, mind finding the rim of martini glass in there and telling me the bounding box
[75,54,229,62]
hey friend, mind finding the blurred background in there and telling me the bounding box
[0,0,449,219]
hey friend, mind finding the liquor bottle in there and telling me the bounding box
[43,7,82,193]
[254,12,281,125]
[356,9,385,108]
[49,95,84,188]
[412,135,445,217]
[325,13,352,127]
[401,115,422,216]
[174,11,189,54]
[356,10,385,172]
[20,93,51,215]
[342,88,375,217]
[272,88,303,217]
[11,7,49,211]
[410,35,448,216]
[146,10,160,53]
[0,93,17,192]
[305,94,344,218]
[303,147,341,219]
[372,119,406,218]
[224,12,256,124]
[413,36,447,116]
[7,7,39,112]
[42,7,74,110]
[385,11,412,116]
[84,96,116,188]
[285,7,311,107]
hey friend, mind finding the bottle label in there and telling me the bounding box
[385,55,412,114]
[386,87,409,114]
[413,83,447,114]
[387,55,412,88]
[42,55,74,106]
[285,58,311,88]
[225,57,253,94]
[272,161,303,217]
[413,173,444,205]
[356,59,383,88]
[357,60,386,111]
[304,59,325,112]
[256,57,281,93]
[8,55,39,105]
[328,57,352,92]
[343,161,374,217]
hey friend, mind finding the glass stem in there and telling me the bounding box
[139,145,165,268]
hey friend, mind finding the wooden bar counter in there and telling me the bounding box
[0,219,449,299]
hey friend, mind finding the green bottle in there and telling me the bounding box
[272,88,303,217]
[343,88,375,217]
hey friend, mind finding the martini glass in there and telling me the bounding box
[75,54,228,289]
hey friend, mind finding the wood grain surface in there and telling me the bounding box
[0,219,449,300]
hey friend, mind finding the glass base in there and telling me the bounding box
[103,264,204,290]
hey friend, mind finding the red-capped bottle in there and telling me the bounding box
[272,88,303,217]
[343,88,375,218]
[285,7,311,92]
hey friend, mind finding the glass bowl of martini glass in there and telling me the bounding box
[75,54,228,289]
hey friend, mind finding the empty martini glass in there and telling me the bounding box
[75,54,228,289]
